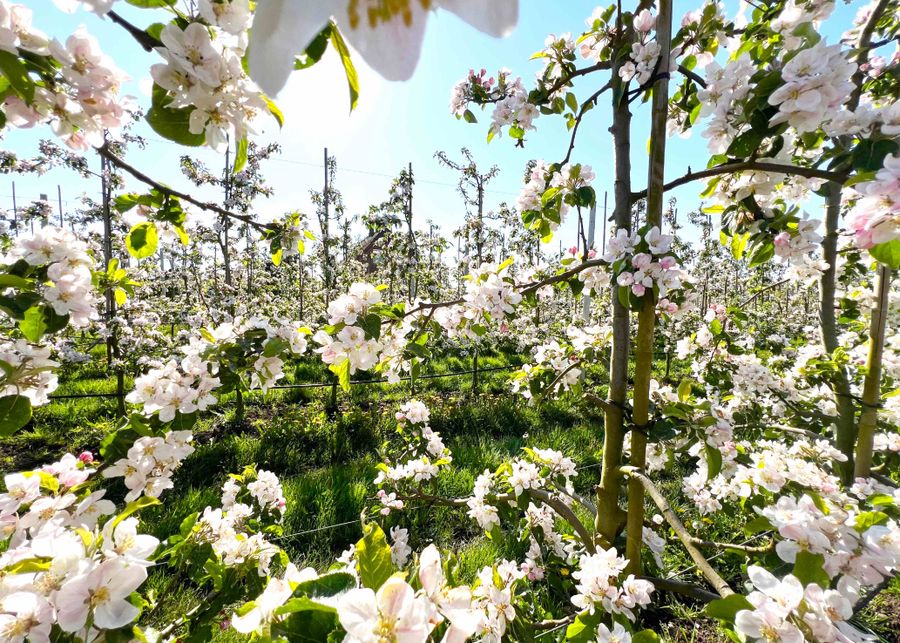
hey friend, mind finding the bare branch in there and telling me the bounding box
[97,144,277,233]
[620,466,734,597]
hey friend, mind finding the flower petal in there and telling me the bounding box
[439,0,518,37]
[335,5,429,81]
[248,0,333,95]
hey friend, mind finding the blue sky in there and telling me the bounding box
[6,0,860,252]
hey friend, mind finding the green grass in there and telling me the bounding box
[3,346,899,641]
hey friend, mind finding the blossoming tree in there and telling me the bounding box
[0,0,898,642]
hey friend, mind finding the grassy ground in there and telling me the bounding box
[3,346,899,642]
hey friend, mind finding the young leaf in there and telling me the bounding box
[355,522,393,590]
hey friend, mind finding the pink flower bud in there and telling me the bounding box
[78,451,94,463]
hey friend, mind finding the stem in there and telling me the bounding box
[620,466,734,598]
[630,161,846,201]
[625,0,672,576]
[855,265,892,478]
[820,182,857,482]
[640,576,720,603]
[595,61,632,548]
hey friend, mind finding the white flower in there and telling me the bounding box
[249,0,518,94]
[56,559,147,632]
[338,576,435,642]
[596,622,631,643]
[0,592,52,643]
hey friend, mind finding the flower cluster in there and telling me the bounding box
[697,53,757,153]
[3,226,98,327]
[450,67,539,140]
[1,5,130,149]
[0,340,59,405]
[435,260,523,339]
[151,12,268,152]
[516,160,595,234]
[103,430,195,501]
[511,324,611,400]
[373,400,453,511]
[193,476,282,577]
[735,565,874,643]
[772,217,828,282]
[619,12,662,85]
[759,493,900,592]
[768,40,856,133]
[126,352,220,421]
[845,153,900,252]
[0,451,159,639]
[604,226,688,306]
[465,447,578,533]
[222,467,287,519]
[571,548,655,623]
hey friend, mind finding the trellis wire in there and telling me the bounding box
[46,364,518,400]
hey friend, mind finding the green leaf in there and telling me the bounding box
[126,222,159,260]
[264,95,285,127]
[358,313,382,341]
[0,394,31,436]
[633,631,660,643]
[793,551,829,587]
[677,379,693,402]
[463,109,477,123]
[725,128,766,158]
[0,274,33,289]
[329,359,351,392]
[146,84,205,146]
[355,522,393,590]
[232,136,248,174]
[329,26,359,112]
[294,24,331,69]
[0,51,34,103]
[109,496,162,531]
[855,510,889,531]
[19,305,47,341]
[272,599,341,642]
[293,572,355,600]
[705,594,753,622]
[705,444,723,479]
[870,239,900,269]
[852,138,899,172]
[565,610,602,642]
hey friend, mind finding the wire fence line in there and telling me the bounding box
[46,364,520,400]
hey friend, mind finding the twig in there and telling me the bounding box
[620,466,734,597]
[108,10,161,52]
[640,576,720,602]
[688,536,773,554]
[740,278,789,307]
[631,161,847,201]
[97,144,278,234]
[676,64,707,88]
[534,614,576,631]
[562,80,613,165]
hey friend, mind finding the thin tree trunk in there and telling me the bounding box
[595,60,634,548]
[626,0,672,575]
[820,182,857,482]
[855,265,892,477]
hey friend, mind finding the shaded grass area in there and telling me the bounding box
[3,345,899,641]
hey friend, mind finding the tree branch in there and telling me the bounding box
[630,161,847,201]
[640,576,720,603]
[108,10,161,52]
[620,466,734,597]
[676,64,706,88]
[562,80,613,165]
[97,144,278,234]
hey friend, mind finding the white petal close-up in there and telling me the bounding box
[248,0,519,95]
